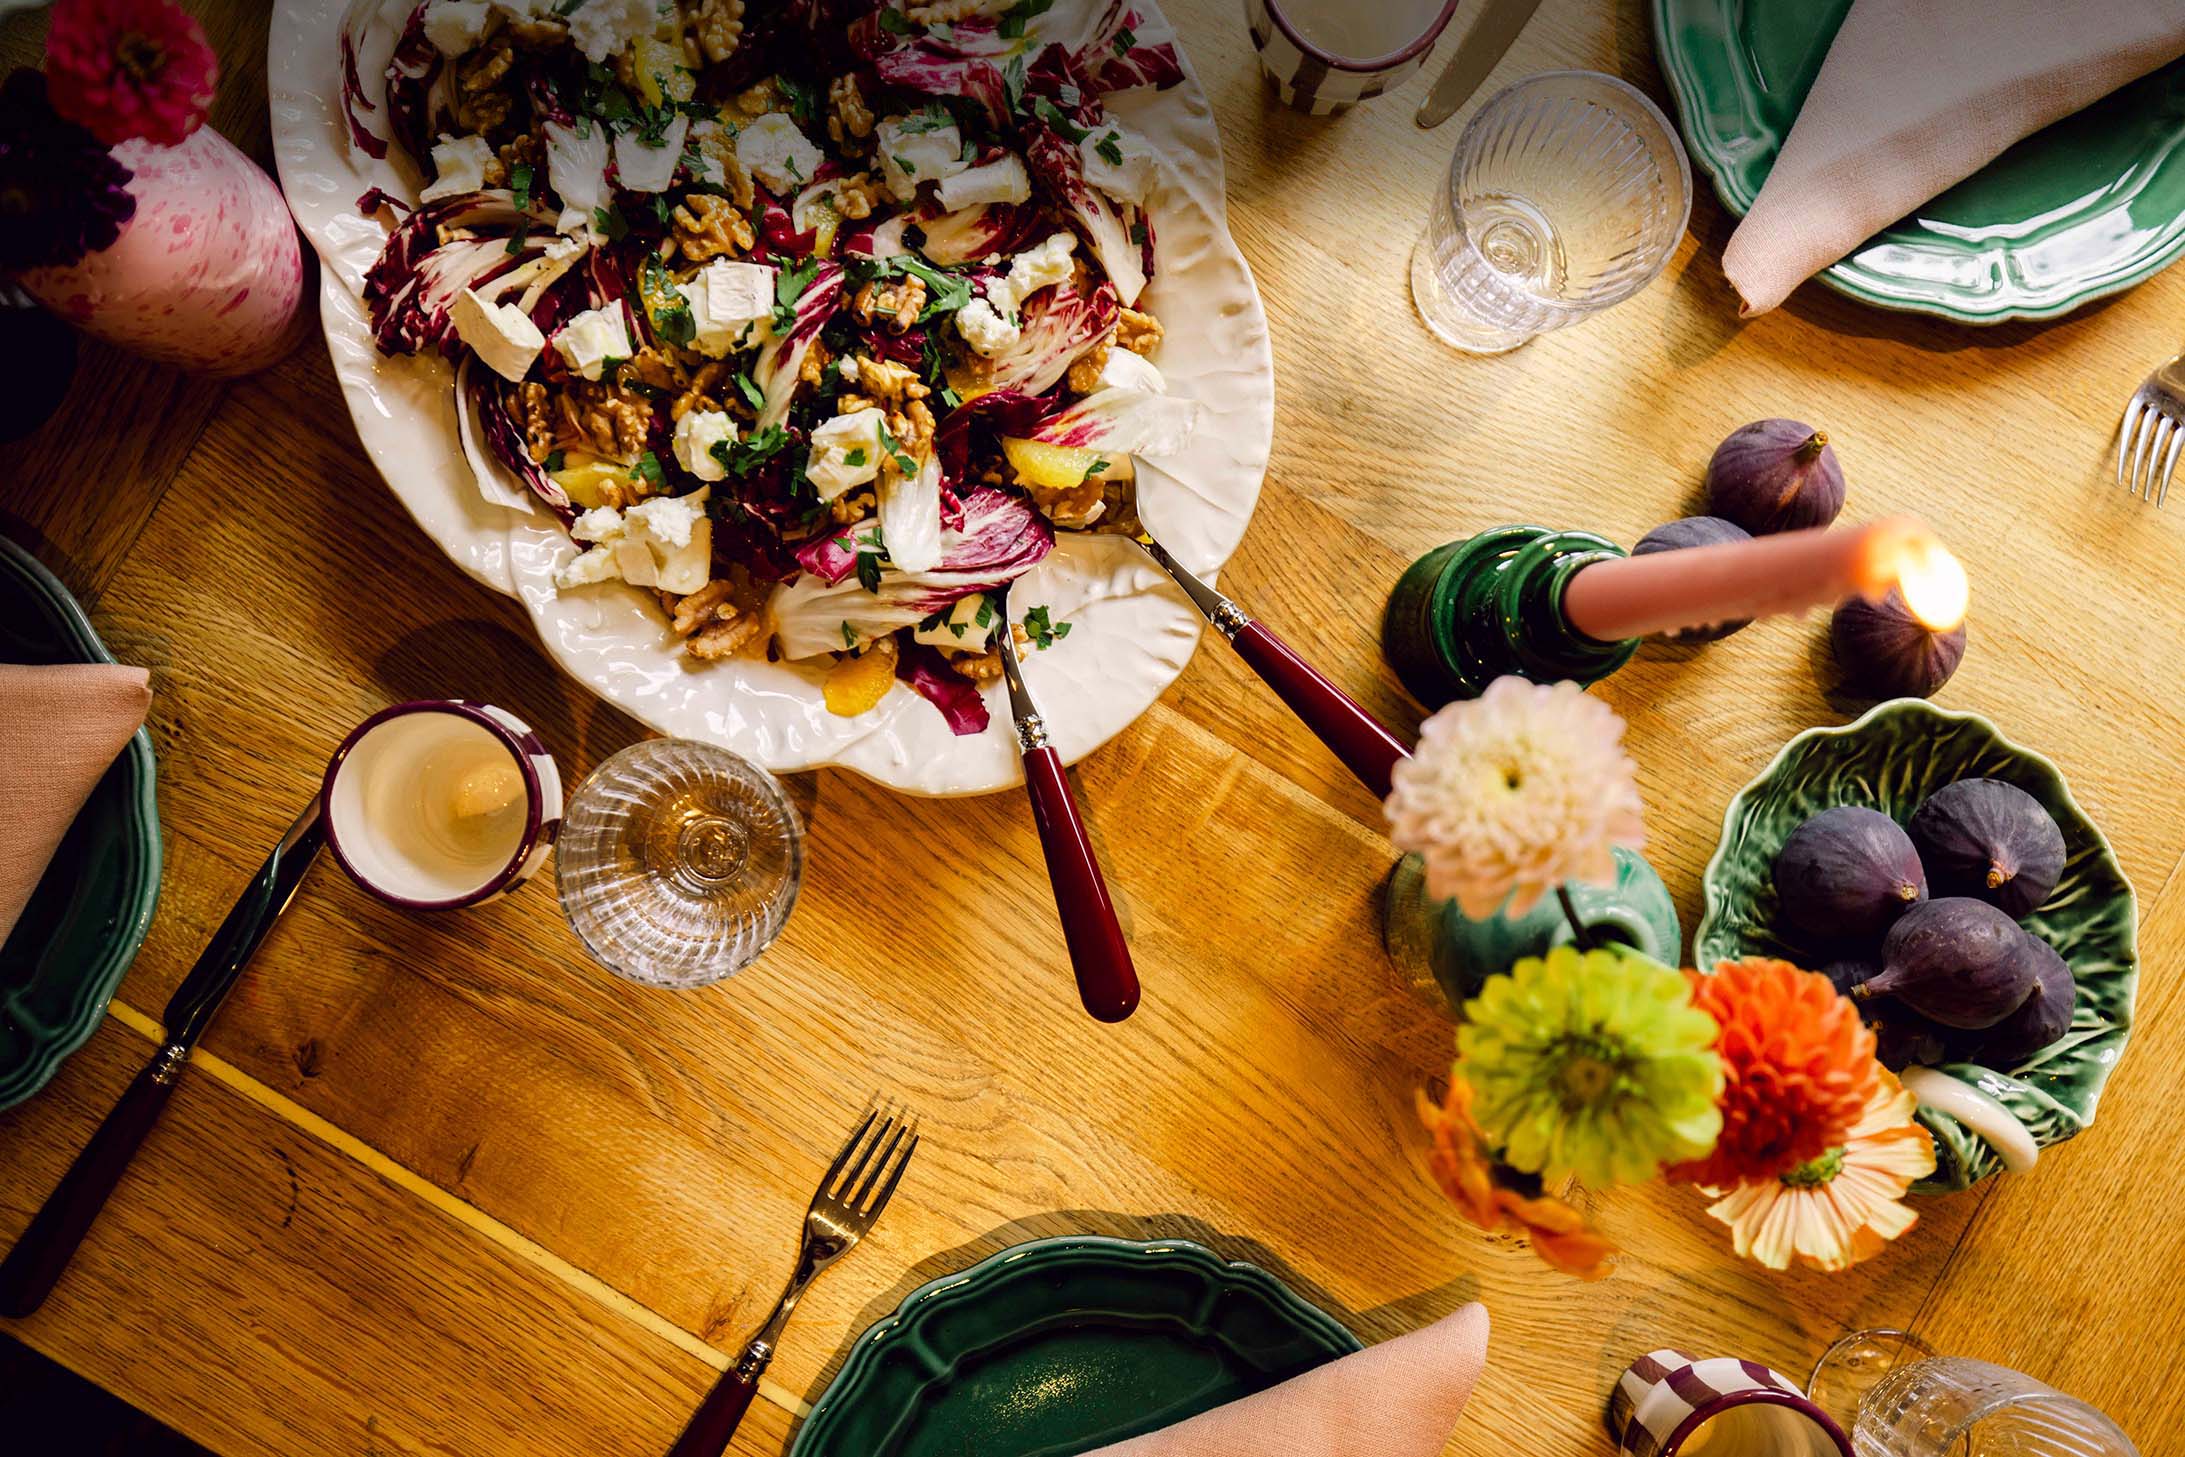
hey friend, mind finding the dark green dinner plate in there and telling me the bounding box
[1653,0,2185,321]
[1696,701,2137,1192]
[0,536,161,1109]
[790,1237,1361,1457]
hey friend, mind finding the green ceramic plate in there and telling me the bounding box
[1652,0,2185,322]
[0,537,161,1110]
[790,1236,1361,1456]
[1696,701,2137,1192]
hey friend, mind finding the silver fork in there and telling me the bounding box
[2116,355,2185,506]
[665,1101,920,1457]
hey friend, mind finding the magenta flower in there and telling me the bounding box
[44,0,219,148]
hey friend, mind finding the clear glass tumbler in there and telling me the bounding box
[1850,1354,2138,1457]
[555,739,804,989]
[1411,70,1693,353]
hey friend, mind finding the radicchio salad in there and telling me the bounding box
[340,0,1201,736]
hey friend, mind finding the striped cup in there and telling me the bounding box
[1609,1350,1853,1457]
[1243,0,1460,115]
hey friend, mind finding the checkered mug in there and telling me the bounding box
[1243,0,1461,115]
[1608,1349,1853,1457]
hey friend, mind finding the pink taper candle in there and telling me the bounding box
[1562,517,1970,643]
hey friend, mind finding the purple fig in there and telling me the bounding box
[1822,955,1883,996]
[1705,419,1847,535]
[1908,779,2065,919]
[1973,934,2077,1065]
[1831,589,1967,701]
[1772,806,1927,952]
[1858,897,2040,1030]
[1633,517,1755,642]
[1866,1004,1952,1071]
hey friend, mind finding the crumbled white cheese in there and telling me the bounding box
[804,409,887,501]
[553,305,633,381]
[875,112,970,201]
[613,113,688,193]
[913,593,999,653]
[673,409,737,482]
[556,488,714,594]
[1005,232,1079,303]
[735,112,825,195]
[565,0,657,63]
[450,288,545,381]
[954,296,1021,358]
[1079,124,1158,207]
[682,258,775,358]
[420,132,496,202]
[934,153,1030,213]
[423,0,493,56]
[543,120,611,238]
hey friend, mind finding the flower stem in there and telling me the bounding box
[1556,885,1598,952]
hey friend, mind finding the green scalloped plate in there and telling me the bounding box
[790,1237,1361,1456]
[1652,0,2185,322]
[0,536,161,1110]
[1696,701,2137,1192]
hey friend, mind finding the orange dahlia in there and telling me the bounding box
[1666,959,1880,1188]
[1418,1081,1618,1281]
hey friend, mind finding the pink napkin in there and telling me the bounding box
[0,663,153,944]
[1084,1304,1490,1457]
[1723,0,2185,316]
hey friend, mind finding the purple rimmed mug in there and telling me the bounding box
[1244,0,1461,115]
[320,701,563,911]
[1609,1349,1853,1457]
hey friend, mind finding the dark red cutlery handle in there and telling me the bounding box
[665,1367,759,1457]
[1229,620,1411,800]
[1022,746,1139,1022]
[0,1053,180,1318]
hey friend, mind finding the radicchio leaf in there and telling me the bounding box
[754,262,847,430]
[898,644,992,737]
[463,356,572,519]
[383,4,446,168]
[337,0,389,159]
[1021,115,1146,306]
[914,199,1049,266]
[769,489,1053,659]
[1076,5,1186,93]
[1033,385,1202,458]
[987,275,1120,397]
[935,389,1056,481]
[363,191,533,354]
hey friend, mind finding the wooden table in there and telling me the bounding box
[5,1,2182,1452]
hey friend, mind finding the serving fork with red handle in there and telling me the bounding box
[1136,534,1411,800]
[996,602,1141,1024]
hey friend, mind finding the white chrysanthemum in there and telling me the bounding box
[1385,677,1644,919]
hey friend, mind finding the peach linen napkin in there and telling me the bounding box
[0,663,152,944]
[1722,0,2185,316]
[1083,1304,1490,1457]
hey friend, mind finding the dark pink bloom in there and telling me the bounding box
[44,0,218,148]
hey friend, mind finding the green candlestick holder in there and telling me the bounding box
[1381,525,1637,707]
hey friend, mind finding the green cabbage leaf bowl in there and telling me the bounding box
[1696,700,2137,1191]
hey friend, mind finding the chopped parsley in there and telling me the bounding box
[894,155,917,176]
[877,7,912,34]
[544,449,566,473]
[1032,97,1091,143]
[510,162,534,210]
[1086,458,1110,482]
[641,256,696,347]
[1114,26,1136,54]
[1023,605,1072,650]
[900,104,955,135]
[856,551,884,593]
[877,421,919,477]
[842,621,859,648]
[1003,53,1030,113]
[845,447,868,468]
[633,451,665,487]
[778,74,821,130]
[593,202,631,242]
[858,253,973,322]
[554,0,586,14]
[998,0,1055,39]
[713,423,792,476]
[735,371,766,411]
[1095,131,1125,167]
[504,220,531,255]
[773,257,823,332]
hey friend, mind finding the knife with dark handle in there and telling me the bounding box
[0,801,325,1318]
[997,617,1140,1024]
[1137,536,1411,801]
[1415,0,1547,130]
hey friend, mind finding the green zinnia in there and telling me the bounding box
[1458,947,1724,1189]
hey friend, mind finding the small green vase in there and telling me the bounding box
[1384,848,1683,1011]
[1381,526,1638,708]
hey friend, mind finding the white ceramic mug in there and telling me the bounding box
[1609,1349,1853,1457]
[1243,0,1459,115]
[320,700,562,910]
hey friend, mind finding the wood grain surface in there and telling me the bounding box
[3,0,2180,1453]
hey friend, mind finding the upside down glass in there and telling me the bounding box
[1808,1331,2140,1457]
[555,739,803,989]
[1411,71,1693,353]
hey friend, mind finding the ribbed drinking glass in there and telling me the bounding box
[1411,70,1693,352]
[555,739,803,989]
[1852,1357,2139,1457]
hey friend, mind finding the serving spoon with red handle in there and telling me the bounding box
[1136,534,1411,799]
[997,612,1140,1023]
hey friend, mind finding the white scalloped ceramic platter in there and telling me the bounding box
[268,0,1273,795]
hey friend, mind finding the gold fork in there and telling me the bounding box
[665,1101,920,1457]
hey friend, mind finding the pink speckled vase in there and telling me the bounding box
[19,124,307,378]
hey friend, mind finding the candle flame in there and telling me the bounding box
[1896,538,1970,632]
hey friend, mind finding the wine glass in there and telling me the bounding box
[555,739,803,989]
